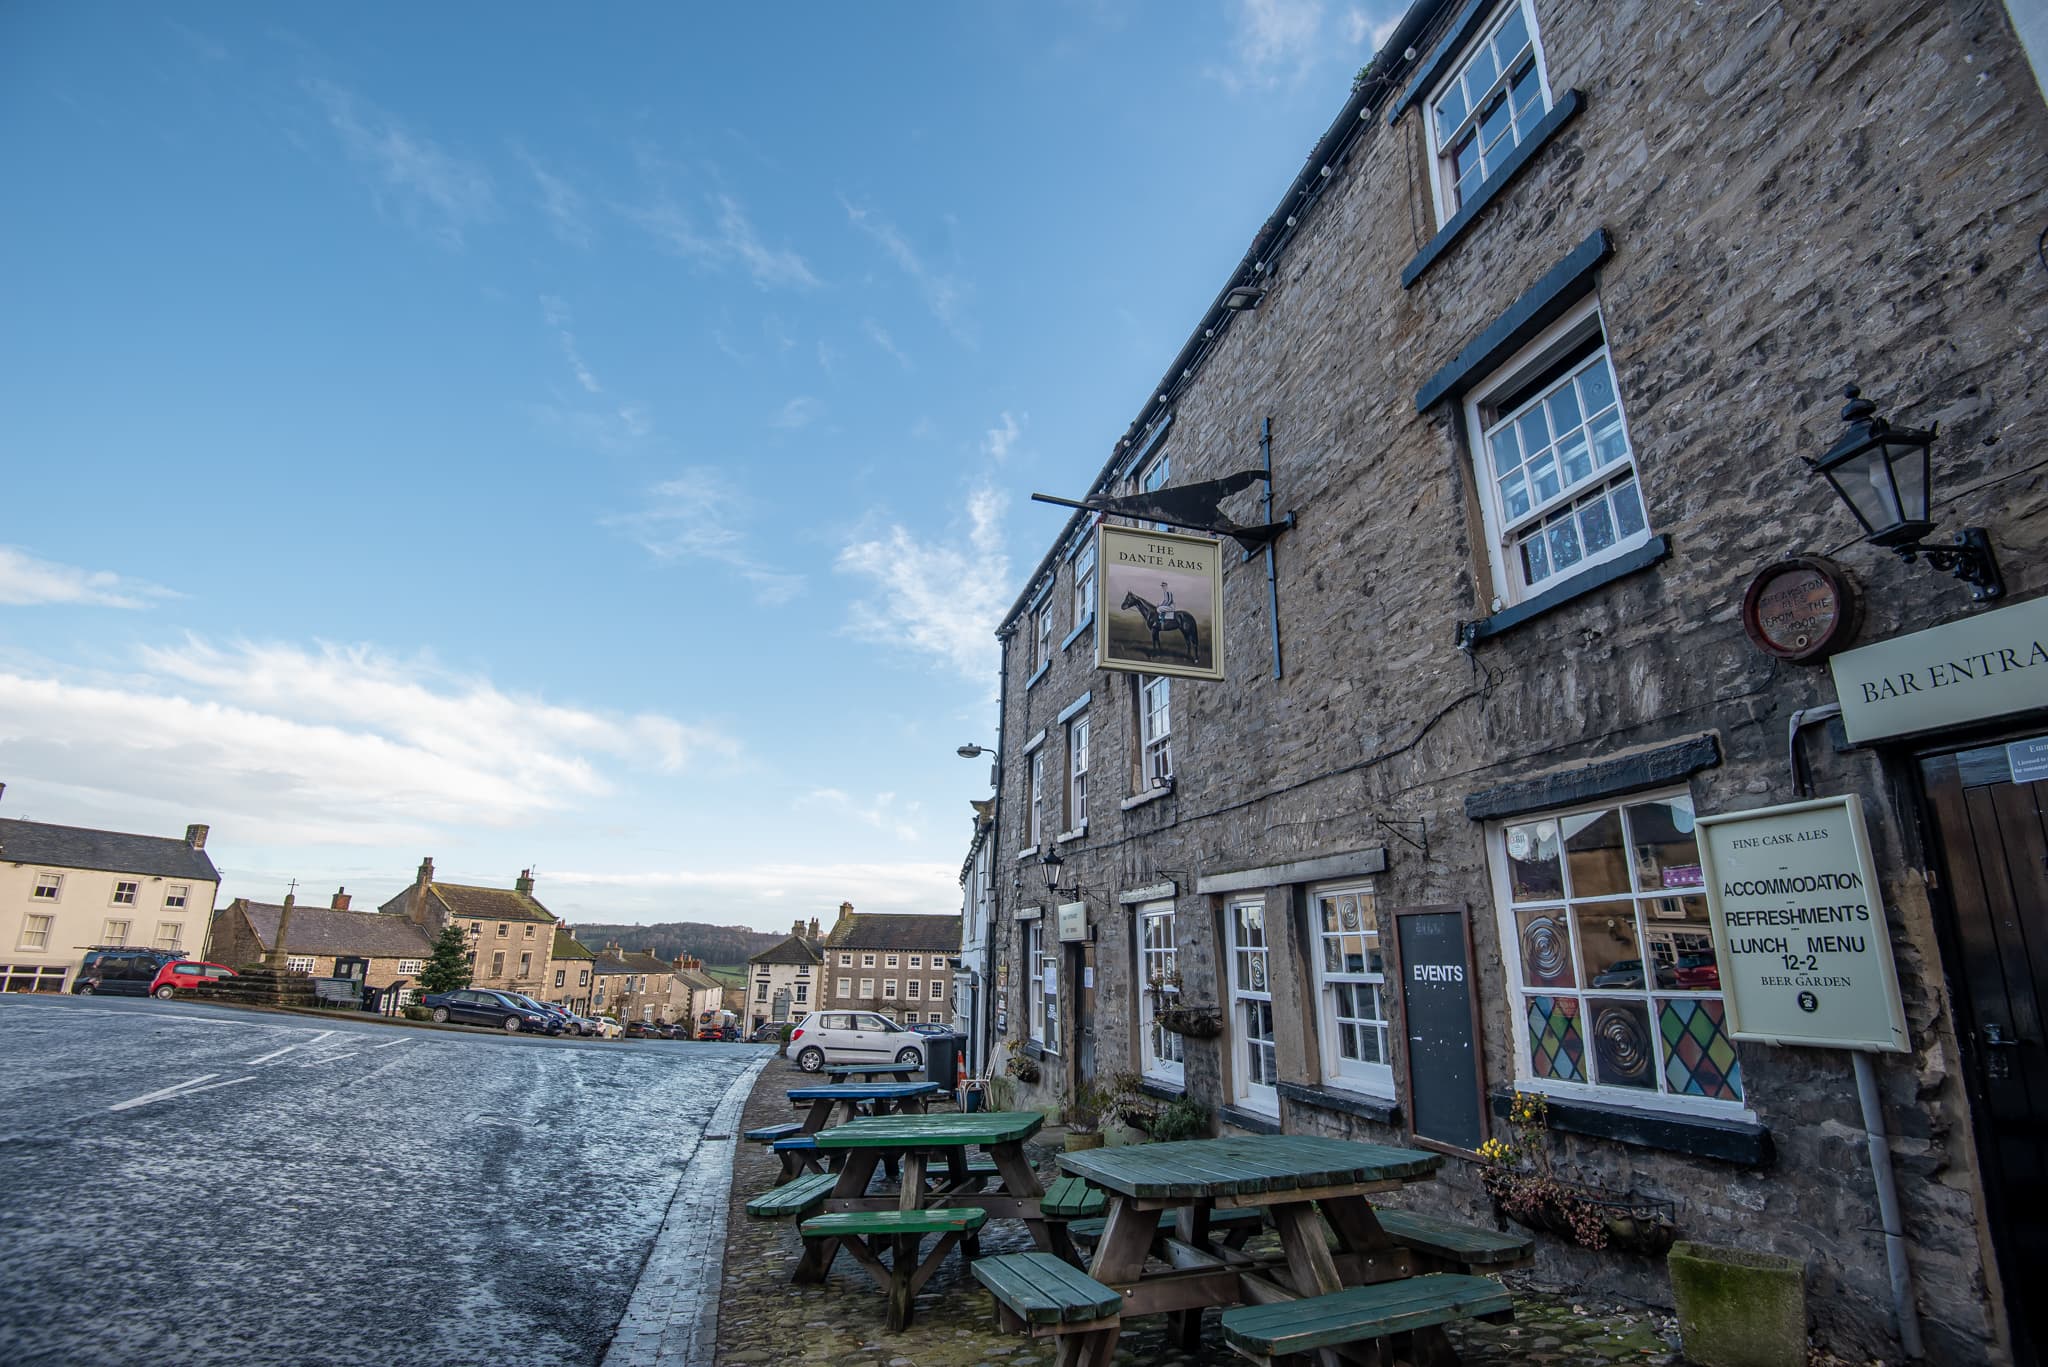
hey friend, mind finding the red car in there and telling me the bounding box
[1673,953,1721,990]
[149,960,237,1000]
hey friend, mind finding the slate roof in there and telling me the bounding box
[234,901,435,958]
[674,964,721,991]
[590,949,671,977]
[823,913,963,954]
[424,882,557,925]
[749,934,822,967]
[551,929,595,960]
[0,818,220,883]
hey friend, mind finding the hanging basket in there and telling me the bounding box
[1004,1055,1042,1084]
[1155,1006,1224,1039]
[1482,1169,1677,1256]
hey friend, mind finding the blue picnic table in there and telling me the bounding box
[824,1062,923,1082]
[788,1080,942,1133]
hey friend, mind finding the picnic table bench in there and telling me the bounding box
[798,1207,988,1329]
[745,1171,838,1221]
[1220,1273,1513,1365]
[754,1082,942,1183]
[974,1252,1123,1365]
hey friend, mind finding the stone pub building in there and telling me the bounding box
[981,2,2046,1362]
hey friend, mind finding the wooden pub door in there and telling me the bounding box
[1919,734,2048,1366]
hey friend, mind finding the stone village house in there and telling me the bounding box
[545,926,597,1015]
[0,794,219,993]
[589,946,680,1023]
[380,858,560,1001]
[979,3,2046,1363]
[819,903,964,1027]
[207,889,434,993]
[744,919,823,1030]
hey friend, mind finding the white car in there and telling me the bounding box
[787,1010,928,1073]
[588,1016,622,1039]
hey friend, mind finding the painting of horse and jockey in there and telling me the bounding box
[1094,523,1225,681]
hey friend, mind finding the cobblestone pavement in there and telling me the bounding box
[712,1059,1682,1367]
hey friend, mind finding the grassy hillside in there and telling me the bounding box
[572,921,783,964]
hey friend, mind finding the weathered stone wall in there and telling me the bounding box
[994,0,2044,1360]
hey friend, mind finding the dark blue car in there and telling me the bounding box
[420,989,562,1034]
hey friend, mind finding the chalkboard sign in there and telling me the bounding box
[1394,904,1486,1154]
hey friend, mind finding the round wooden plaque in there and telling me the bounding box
[1741,558,1858,663]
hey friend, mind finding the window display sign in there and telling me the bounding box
[1095,524,1224,681]
[1695,795,1908,1052]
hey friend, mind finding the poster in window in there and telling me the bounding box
[1094,524,1225,681]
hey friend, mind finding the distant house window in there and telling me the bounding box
[837,976,851,996]
[112,881,139,906]
[1138,448,1172,530]
[518,953,532,977]
[497,923,509,938]
[903,1011,920,1024]
[907,979,922,999]
[165,885,189,910]
[1311,886,1392,1096]
[397,959,423,975]
[491,951,505,976]
[860,976,875,997]
[1035,603,1054,672]
[525,925,536,938]
[756,982,769,1002]
[1068,713,1090,829]
[1071,537,1097,630]
[794,982,808,1003]
[286,956,316,973]
[795,964,810,975]
[839,953,852,967]
[1137,902,1183,1083]
[885,953,900,969]
[102,919,131,947]
[18,915,53,951]
[555,969,566,988]
[579,968,590,986]
[156,922,183,951]
[1029,750,1046,847]
[32,873,62,901]
[1427,0,1551,225]
[862,953,876,968]
[882,979,898,999]
[1140,677,1172,786]
[908,954,923,969]
[930,979,945,1001]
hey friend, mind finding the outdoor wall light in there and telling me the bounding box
[1808,384,2004,601]
[1223,285,1265,311]
[1039,847,1074,897]
[955,743,997,760]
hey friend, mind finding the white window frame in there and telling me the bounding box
[930,978,945,1001]
[1136,901,1184,1084]
[860,976,876,997]
[885,953,900,969]
[397,959,423,975]
[903,1011,919,1024]
[1490,789,1751,1118]
[862,953,877,968]
[839,952,853,967]
[756,981,770,1002]
[112,881,139,906]
[909,954,923,969]
[1067,714,1090,831]
[1424,0,1553,226]
[882,978,898,999]
[102,919,131,947]
[1137,449,1172,530]
[837,976,851,997]
[155,922,184,951]
[1025,920,1058,1053]
[1464,298,1650,609]
[165,885,189,909]
[285,955,317,973]
[32,873,62,901]
[1035,603,1054,671]
[1071,538,1097,631]
[18,914,54,951]
[794,982,808,1003]
[1309,884,1394,1096]
[1029,750,1047,847]
[1226,898,1278,1113]
[1140,677,1172,786]
[907,978,922,999]
[491,951,505,976]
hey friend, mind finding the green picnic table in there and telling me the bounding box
[1042,1134,1450,1361]
[794,1110,1077,1280]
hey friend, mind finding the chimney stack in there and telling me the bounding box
[331,887,351,911]
[808,917,820,940]
[516,868,535,895]
[185,824,209,850]
[792,919,804,938]
[417,856,435,888]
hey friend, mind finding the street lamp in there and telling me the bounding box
[1040,847,1080,898]
[956,743,997,759]
[1807,384,2004,601]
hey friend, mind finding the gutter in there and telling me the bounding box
[994,0,1452,639]
[980,632,1011,1078]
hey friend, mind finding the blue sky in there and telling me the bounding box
[0,1,1399,931]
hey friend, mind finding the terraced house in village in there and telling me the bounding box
[980,3,2047,1363]
[380,858,560,1000]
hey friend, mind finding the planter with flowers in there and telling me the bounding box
[1480,1092,1678,1256]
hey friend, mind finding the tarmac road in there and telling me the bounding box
[0,994,767,1367]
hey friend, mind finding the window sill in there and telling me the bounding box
[1488,1087,1772,1167]
[1137,1077,1186,1102]
[1219,1104,1284,1135]
[1121,785,1174,812]
[1277,1081,1402,1127]
[1054,826,1087,845]
[1456,535,1671,647]
[1025,660,1050,691]
[1015,845,1039,862]
[1060,617,1094,652]
[1403,91,1586,290]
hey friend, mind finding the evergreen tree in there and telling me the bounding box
[416,921,473,993]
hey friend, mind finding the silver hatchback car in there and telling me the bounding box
[786,1010,928,1073]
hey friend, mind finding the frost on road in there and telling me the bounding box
[0,997,764,1367]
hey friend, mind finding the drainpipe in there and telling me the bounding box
[1853,1050,1925,1359]
[981,633,1011,1080]
[1787,702,1842,798]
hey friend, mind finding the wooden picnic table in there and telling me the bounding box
[788,1081,942,1134]
[801,1110,1077,1270]
[1056,1133,1444,1360]
[825,1062,924,1082]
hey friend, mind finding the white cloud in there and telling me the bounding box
[862,318,914,371]
[771,396,821,429]
[516,145,592,248]
[843,201,973,345]
[0,639,732,848]
[606,469,805,605]
[837,415,1018,686]
[0,547,181,609]
[799,788,924,843]
[306,79,495,248]
[1212,0,1325,91]
[624,185,818,291]
[540,294,602,394]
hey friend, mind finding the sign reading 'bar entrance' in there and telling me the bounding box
[1829,594,2048,743]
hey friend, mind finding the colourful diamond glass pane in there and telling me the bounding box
[1659,997,1743,1101]
[1526,995,1584,1082]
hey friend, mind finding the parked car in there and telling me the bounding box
[907,1022,955,1038]
[623,1019,651,1038]
[589,1016,622,1039]
[1587,958,1679,990]
[748,1020,787,1044]
[504,994,579,1033]
[420,989,563,1033]
[70,947,186,997]
[786,1010,928,1073]
[148,960,237,1000]
[1673,952,1721,990]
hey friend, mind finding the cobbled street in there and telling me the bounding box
[0,995,767,1367]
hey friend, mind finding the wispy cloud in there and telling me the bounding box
[516,145,592,248]
[799,788,924,843]
[623,173,818,290]
[0,548,181,610]
[1212,0,1327,91]
[771,396,821,430]
[305,79,495,248]
[540,295,602,393]
[0,638,732,846]
[862,318,914,371]
[843,200,973,345]
[165,19,229,63]
[1342,5,1402,50]
[606,469,805,605]
[837,414,1019,685]
[547,861,959,918]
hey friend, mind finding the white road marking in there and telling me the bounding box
[336,1051,414,1090]
[297,1052,360,1068]
[370,1039,408,1050]
[177,1076,256,1098]
[110,1075,221,1112]
[247,1029,334,1066]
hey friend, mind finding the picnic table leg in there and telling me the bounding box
[1076,1198,1159,1366]
[887,1232,921,1330]
[897,1151,928,1211]
[989,1142,1079,1263]
[1271,1202,1351,1367]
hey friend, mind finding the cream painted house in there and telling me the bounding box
[0,800,221,993]
[744,918,823,1030]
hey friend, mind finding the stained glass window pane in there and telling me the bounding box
[1658,997,1743,1100]
[1526,996,1584,1081]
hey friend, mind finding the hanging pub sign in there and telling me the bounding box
[1695,794,1909,1052]
[1095,524,1225,681]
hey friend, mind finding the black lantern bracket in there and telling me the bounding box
[1806,384,2004,602]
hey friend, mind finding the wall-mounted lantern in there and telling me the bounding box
[1807,384,2003,601]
